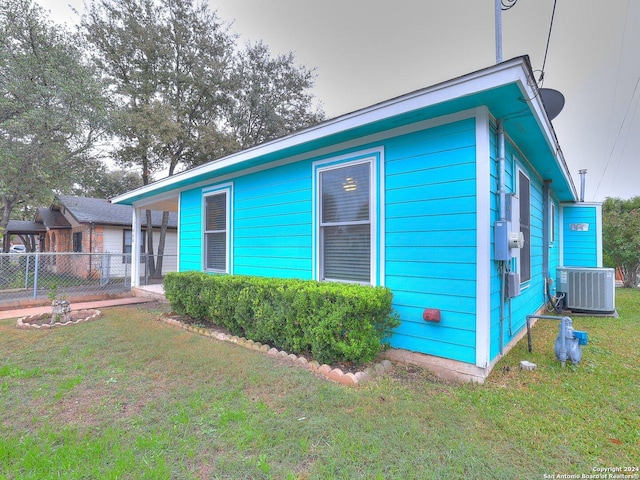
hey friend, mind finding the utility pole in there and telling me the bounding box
[495,0,503,63]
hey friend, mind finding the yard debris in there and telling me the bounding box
[520,360,537,371]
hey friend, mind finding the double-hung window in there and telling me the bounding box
[204,190,229,272]
[318,160,373,283]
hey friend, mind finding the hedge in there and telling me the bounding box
[163,272,400,365]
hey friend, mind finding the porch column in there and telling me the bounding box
[131,207,142,287]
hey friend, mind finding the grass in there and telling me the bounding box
[0,291,639,479]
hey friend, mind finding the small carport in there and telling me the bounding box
[2,220,46,252]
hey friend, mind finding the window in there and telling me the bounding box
[204,191,228,272]
[72,232,82,252]
[123,230,145,264]
[319,160,372,283]
[518,170,531,283]
[550,203,556,244]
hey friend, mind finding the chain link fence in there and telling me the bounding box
[0,252,176,306]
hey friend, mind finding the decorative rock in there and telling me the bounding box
[339,372,357,386]
[327,368,344,383]
[374,363,386,376]
[364,367,376,378]
[355,371,369,384]
[381,359,393,372]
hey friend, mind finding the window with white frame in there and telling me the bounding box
[319,160,372,283]
[204,190,228,272]
[518,170,531,283]
[550,202,556,244]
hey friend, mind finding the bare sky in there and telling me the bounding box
[38,0,640,201]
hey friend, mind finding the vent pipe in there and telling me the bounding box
[579,169,587,202]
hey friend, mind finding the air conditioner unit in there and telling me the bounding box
[556,267,615,313]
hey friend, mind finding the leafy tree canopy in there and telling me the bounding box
[602,196,640,288]
[0,0,107,244]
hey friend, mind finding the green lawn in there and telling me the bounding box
[1,290,638,479]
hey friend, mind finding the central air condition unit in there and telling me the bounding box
[556,267,615,313]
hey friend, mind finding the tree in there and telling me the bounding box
[0,0,107,250]
[82,0,325,276]
[226,41,324,150]
[83,0,239,277]
[602,197,640,288]
[72,166,144,199]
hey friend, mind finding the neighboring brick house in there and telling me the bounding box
[31,195,177,279]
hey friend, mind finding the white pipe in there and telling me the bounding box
[497,120,506,221]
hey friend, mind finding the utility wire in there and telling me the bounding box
[595,0,632,199]
[595,74,640,198]
[538,0,558,85]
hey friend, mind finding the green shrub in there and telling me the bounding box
[163,273,400,365]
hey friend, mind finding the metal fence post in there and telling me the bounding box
[33,253,39,299]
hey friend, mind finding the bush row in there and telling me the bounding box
[163,272,400,365]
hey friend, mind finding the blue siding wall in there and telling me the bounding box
[177,115,575,368]
[488,139,550,362]
[384,119,478,364]
[179,189,204,271]
[562,205,600,267]
[178,118,480,365]
[234,162,313,278]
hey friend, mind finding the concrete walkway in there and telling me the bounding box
[0,285,167,321]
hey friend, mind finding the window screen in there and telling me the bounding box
[205,192,227,271]
[320,162,371,283]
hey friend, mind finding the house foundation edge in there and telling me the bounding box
[384,314,541,384]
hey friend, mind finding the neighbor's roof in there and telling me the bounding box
[112,55,579,209]
[5,220,47,235]
[36,207,71,229]
[55,195,178,229]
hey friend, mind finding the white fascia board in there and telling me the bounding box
[112,58,532,206]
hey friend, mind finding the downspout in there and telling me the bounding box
[542,180,551,274]
[497,119,506,355]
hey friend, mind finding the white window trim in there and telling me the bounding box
[550,201,556,245]
[312,148,382,285]
[202,183,233,274]
[514,163,531,285]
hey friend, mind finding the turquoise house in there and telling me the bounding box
[113,56,602,382]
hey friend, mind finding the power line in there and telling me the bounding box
[538,0,557,85]
[595,0,633,199]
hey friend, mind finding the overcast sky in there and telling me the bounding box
[38,0,640,201]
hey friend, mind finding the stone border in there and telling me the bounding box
[158,315,393,386]
[16,309,102,330]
